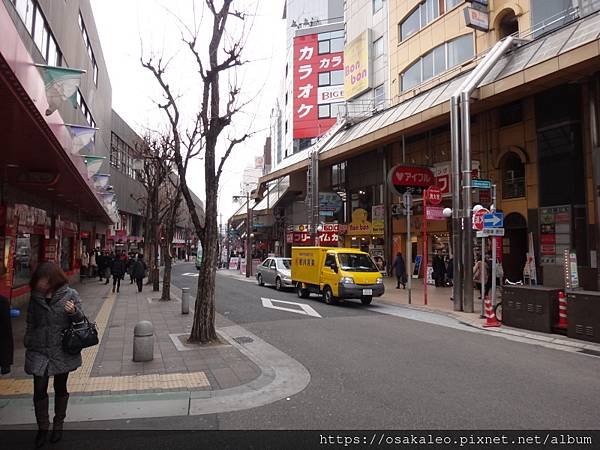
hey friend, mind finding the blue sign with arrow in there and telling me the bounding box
[483,212,503,228]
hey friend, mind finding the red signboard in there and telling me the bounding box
[387,165,434,195]
[425,206,445,221]
[293,34,343,139]
[426,187,442,205]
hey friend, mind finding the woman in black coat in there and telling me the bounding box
[25,262,85,447]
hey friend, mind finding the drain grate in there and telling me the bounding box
[578,348,600,358]
[233,336,254,344]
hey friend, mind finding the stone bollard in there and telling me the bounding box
[181,287,190,314]
[133,320,154,362]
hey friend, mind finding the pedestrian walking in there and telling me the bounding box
[127,252,136,284]
[110,251,127,293]
[0,294,14,375]
[132,254,147,293]
[432,252,446,287]
[24,262,86,447]
[446,257,454,287]
[393,252,407,289]
[97,250,107,282]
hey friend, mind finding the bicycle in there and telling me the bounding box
[494,278,523,322]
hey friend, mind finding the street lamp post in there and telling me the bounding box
[233,189,252,278]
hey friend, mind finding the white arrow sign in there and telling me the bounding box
[261,298,322,318]
[182,272,199,277]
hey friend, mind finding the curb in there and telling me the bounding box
[0,325,311,425]
[377,298,600,354]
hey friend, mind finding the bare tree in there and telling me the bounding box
[134,132,181,297]
[142,0,250,343]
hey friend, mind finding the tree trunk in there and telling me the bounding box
[160,241,172,301]
[189,185,218,343]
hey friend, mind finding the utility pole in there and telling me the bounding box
[246,190,251,278]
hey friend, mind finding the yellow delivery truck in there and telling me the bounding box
[291,247,384,305]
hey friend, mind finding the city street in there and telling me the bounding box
[66,262,600,430]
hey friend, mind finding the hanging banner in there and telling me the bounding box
[35,65,85,115]
[66,124,97,154]
[82,155,105,178]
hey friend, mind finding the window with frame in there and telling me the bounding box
[11,0,62,66]
[373,36,384,59]
[318,70,344,87]
[75,89,96,130]
[401,34,474,91]
[502,153,526,199]
[445,0,462,10]
[374,85,385,107]
[324,253,336,268]
[318,30,344,54]
[399,0,443,42]
[373,0,383,13]
[78,11,99,86]
[318,102,345,119]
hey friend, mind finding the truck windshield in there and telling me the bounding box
[337,253,379,272]
[278,259,291,270]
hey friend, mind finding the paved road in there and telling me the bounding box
[67,263,600,431]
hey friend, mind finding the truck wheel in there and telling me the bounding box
[361,296,373,305]
[296,283,309,299]
[257,274,264,286]
[323,286,337,305]
[275,277,282,291]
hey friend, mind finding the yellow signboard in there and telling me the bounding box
[344,30,371,100]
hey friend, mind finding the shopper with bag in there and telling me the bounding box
[25,262,88,447]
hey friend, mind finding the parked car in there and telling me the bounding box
[256,257,293,291]
[291,247,384,305]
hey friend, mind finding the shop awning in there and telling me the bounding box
[0,3,112,224]
[252,176,290,214]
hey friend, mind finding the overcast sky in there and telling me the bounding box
[90,0,286,222]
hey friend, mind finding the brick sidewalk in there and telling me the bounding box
[0,277,260,398]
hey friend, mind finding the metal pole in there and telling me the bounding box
[246,191,251,278]
[405,190,412,304]
[450,96,463,311]
[461,90,474,313]
[423,190,428,306]
[491,184,497,307]
[481,236,485,317]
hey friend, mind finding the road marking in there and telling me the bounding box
[261,298,322,318]
[182,272,199,277]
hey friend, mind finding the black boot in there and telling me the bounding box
[34,397,50,448]
[50,394,69,444]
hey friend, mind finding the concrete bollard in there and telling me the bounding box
[181,287,190,315]
[133,320,154,362]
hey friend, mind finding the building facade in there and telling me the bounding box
[258,0,600,295]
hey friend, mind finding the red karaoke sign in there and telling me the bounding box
[472,208,490,231]
[387,165,434,195]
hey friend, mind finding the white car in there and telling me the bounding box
[256,257,293,291]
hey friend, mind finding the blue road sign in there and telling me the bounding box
[472,179,492,189]
[483,212,504,228]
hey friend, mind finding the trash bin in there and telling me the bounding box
[567,290,600,343]
[502,286,561,333]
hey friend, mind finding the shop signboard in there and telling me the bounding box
[433,161,480,195]
[371,205,385,234]
[425,206,445,221]
[348,208,373,235]
[293,33,343,139]
[228,257,239,270]
[343,30,371,100]
[425,187,442,205]
[319,192,343,215]
[387,165,434,195]
[464,6,489,32]
[412,255,422,278]
[539,205,571,265]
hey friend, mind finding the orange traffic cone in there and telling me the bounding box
[483,295,501,328]
[556,291,568,329]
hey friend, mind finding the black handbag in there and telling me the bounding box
[62,315,99,355]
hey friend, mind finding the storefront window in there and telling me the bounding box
[60,237,73,272]
[13,234,41,287]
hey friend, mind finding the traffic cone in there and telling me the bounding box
[483,295,501,328]
[556,291,568,329]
